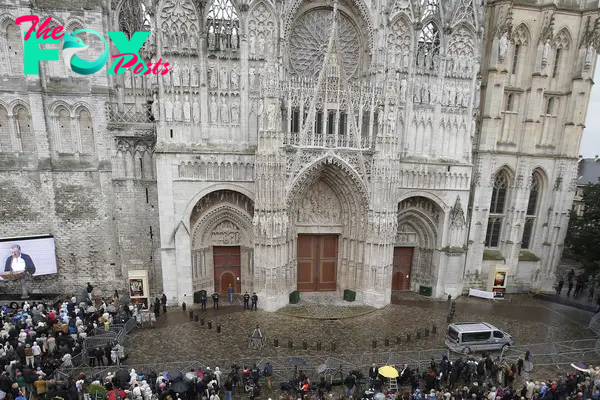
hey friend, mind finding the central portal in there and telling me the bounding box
[213,246,241,294]
[297,235,338,292]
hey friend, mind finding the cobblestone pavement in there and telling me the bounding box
[124,294,596,367]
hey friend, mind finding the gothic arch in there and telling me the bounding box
[0,13,16,30]
[183,183,255,225]
[529,166,548,190]
[446,24,476,57]
[494,164,516,184]
[282,0,374,54]
[50,101,73,117]
[511,23,530,46]
[72,102,92,116]
[9,99,30,115]
[286,154,369,210]
[553,27,572,50]
[65,18,85,32]
[189,189,255,294]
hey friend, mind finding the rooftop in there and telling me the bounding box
[450,322,496,332]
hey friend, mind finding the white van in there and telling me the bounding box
[445,322,514,354]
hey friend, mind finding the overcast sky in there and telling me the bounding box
[581,66,600,157]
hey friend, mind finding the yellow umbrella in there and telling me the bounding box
[378,365,399,378]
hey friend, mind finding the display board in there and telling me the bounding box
[0,235,58,277]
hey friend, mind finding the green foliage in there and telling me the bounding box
[566,181,600,274]
[483,249,505,261]
[88,384,107,400]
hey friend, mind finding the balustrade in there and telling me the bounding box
[107,103,154,124]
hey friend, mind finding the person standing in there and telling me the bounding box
[251,293,258,310]
[201,293,207,312]
[153,297,160,316]
[243,292,250,310]
[556,277,564,295]
[212,292,219,309]
[161,293,167,313]
[263,362,272,390]
[86,282,94,301]
[227,284,233,303]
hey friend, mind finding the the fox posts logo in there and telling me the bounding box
[16,15,171,76]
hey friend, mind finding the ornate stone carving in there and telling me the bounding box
[220,98,229,123]
[210,96,218,124]
[398,196,441,225]
[183,95,191,122]
[192,98,200,123]
[174,95,182,121]
[211,221,241,245]
[297,180,341,225]
[449,196,465,229]
[165,98,174,122]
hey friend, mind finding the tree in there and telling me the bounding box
[565,181,600,275]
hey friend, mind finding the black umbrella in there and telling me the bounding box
[289,357,307,366]
[167,371,184,381]
[170,381,189,393]
[115,369,130,383]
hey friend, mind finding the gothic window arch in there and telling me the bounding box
[160,0,199,55]
[485,169,511,248]
[0,105,10,151]
[76,108,95,155]
[206,0,239,52]
[247,1,276,60]
[118,0,152,39]
[55,106,73,154]
[522,170,543,249]
[553,28,571,78]
[13,105,35,153]
[417,21,440,74]
[387,16,412,71]
[446,26,475,78]
[510,24,529,76]
[288,8,361,79]
[545,97,555,116]
[5,24,24,75]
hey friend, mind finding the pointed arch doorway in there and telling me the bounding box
[392,247,413,291]
[297,234,339,292]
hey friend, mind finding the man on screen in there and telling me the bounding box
[4,245,36,275]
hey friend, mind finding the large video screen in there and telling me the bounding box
[0,235,58,277]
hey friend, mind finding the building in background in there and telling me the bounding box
[573,156,600,216]
[0,0,598,310]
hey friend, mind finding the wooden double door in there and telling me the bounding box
[392,247,413,291]
[213,246,241,294]
[297,235,338,292]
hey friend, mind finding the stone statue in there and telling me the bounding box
[163,69,171,87]
[249,68,256,89]
[249,34,256,57]
[499,32,509,61]
[208,29,215,50]
[400,78,407,100]
[174,95,182,121]
[231,29,238,50]
[231,101,239,124]
[377,105,384,127]
[124,68,132,88]
[258,99,264,130]
[183,95,191,122]
[220,29,227,50]
[190,33,197,51]
[191,66,199,87]
[220,68,228,90]
[182,65,190,87]
[231,67,240,90]
[151,94,159,121]
[193,98,200,123]
[449,84,456,106]
[266,35,274,60]
[165,98,173,122]
[220,97,229,123]
[258,34,265,58]
[267,103,277,131]
[209,67,217,89]
[210,96,218,123]
[430,84,438,104]
[386,106,396,134]
[585,45,594,70]
[172,63,181,87]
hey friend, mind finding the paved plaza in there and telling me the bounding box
[124,293,596,371]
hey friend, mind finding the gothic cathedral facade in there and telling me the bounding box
[0,0,598,310]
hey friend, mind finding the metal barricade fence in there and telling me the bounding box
[53,336,600,382]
